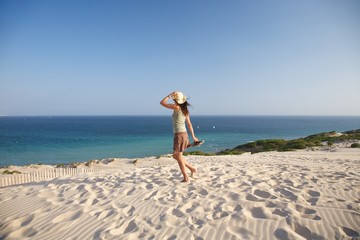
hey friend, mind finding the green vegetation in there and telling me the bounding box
[184,151,216,156]
[56,162,82,168]
[351,143,360,148]
[2,170,22,174]
[185,129,360,156]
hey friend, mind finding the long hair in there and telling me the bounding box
[175,101,191,116]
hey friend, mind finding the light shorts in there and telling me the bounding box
[173,132,190,154]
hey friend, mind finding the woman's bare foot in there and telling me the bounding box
[190,169,197,179]
[181,178,189,183]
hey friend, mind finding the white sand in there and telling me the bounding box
[0,147,359,240]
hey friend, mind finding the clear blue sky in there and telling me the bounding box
[1,0,359,116]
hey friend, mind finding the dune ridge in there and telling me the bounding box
[0,148,359,239]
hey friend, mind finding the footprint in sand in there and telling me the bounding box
[347,203,360,212]
[250,207,272,219]
[144,217,162,231]
[6,226,38,239]
[228,192,241,201]
[265,201,278,208]
[310,177,318,183]
[143,189,159,201]
[274,228,295,240]
[172,208,185,218]
[283,179,294,187]
[305,197,319,206]
[109,219,139,236]
[83,197,99,206]
[254,189,272,199]
[2,213,36,236]
[187,216,206,229]
[198,188,209,197]
[124,187,136,196]
[164,234,177,240]
[304,189,321,206]
[292,204,321,220]
[119,205,135,217]
[223,202,243,213]
[245,193,264,202]
[286,217,324,240]
[272,208,289,217]
[52,210,83,223]
[137,231,156,239]
[91,209,116,220]
[340,226,360,238]
[275,187,298,201]
[208,209,230,221]
[179,201,198,214]
[294,204,316,215]
[186,186,208,198]
[293,223,324,239]
[307,190,321,197]
[19,214,35,227]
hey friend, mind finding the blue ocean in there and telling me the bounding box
[0,116,359,166]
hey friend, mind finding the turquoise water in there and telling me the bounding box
[0,116,359,166]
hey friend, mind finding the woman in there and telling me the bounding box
[160,91,199,182]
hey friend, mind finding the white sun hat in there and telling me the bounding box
[171,91,187,104]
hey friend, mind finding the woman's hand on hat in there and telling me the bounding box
[168,91,176,98]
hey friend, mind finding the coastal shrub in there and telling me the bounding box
[2,170,21,174]
[242,142,257,148]
[306,129,360,143]
[281,140,307,151]
[259,139,287,152]
[217,149,245,155]
[351,143,360,148]
[69,162,81,168]
[181,129,360,156]
[344,129,360,136]
[233,139,286,153]
[184,151,215,156]
[304,135,326,145]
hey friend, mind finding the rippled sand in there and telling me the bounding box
[0,148,359,239]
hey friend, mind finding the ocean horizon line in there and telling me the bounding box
[1,114,360,118]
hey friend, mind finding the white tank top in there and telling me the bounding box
[172,110,187,133]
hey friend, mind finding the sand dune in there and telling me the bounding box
[0,148,359,239]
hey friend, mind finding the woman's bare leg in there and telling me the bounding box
[184,160,197,177]
[173,152,197,181]
[173,152,189,182]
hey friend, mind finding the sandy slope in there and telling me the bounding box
[0,148,359,240]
